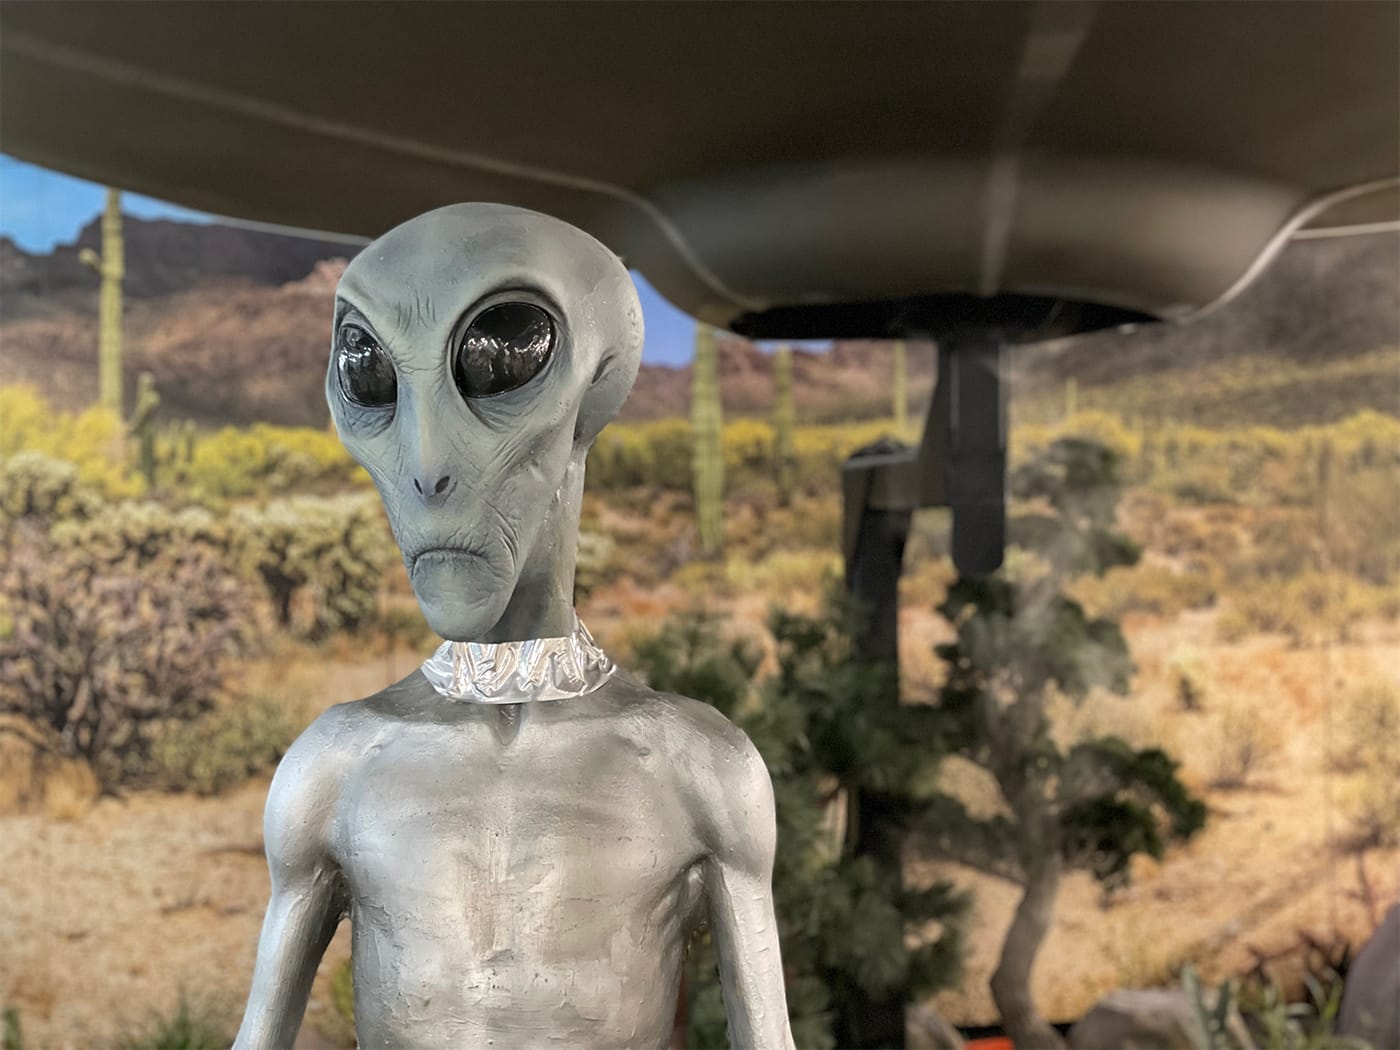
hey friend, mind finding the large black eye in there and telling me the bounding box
[337,325,397,408]
[455,302,555,399]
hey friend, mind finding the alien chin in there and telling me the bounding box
[406,545,515,640]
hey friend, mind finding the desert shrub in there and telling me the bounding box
[1330,679,1400,850]
[116,995,231,1050]
[1072,560,1218,620]
[0,527,251,788]
[376,601,435,649]
[588,418,910,495]
[790,421,908,488]
[574,527,618,601]
[1219,572,1390,646]
[0,451,104,529]
[1343,764,1400,851]
[1167,646,1211,712]
[1331,679,1400,773]
[3,1005,20,1050]
[1319,465,1400,585]
[1209,694,1286,789]
[51,501,230,566]
[143,693,298,795]
[0,385,141,499]
[332,959,356,1025]
[722,417,775,479]
[1235,968,1371,1050]
[725,548,842,595]
[230,494,392,638]
[50,495,390,640]
[586,419,692,490]
[189,423,367,501]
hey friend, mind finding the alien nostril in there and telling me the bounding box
[434,475,451,495]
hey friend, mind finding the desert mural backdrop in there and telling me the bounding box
[1,208,1397,1048]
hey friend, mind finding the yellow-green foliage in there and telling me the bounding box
[1332,678,1400,848]
[0,385,141,499]
[50,496,392,641]
[587,418,692,489]
[144,693,297,795]
[1216,571,1397,646]
[189,423,369,502]
[0,452,104,527]
[332,959,356,1025]
[1016,408,1400,511]
[51,501,230,565]
[1072,560,1218,621]
[588,418,916,494]
[230,494,392,638]
[725,548,842,595]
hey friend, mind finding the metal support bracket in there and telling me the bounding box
[842,330,1007,577]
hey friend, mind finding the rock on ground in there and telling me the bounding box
[1338,904,1400,1050]
[1068,987,1253,1049]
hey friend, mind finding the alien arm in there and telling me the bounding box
[233,717,348,1050]
[700,724,796,1050]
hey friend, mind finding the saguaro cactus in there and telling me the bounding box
[78,188,126,415]
[892,339,909,430]
[774,344,796,505]
[129,372,161,488]
[691,326,724,556]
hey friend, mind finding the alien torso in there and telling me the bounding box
[307,672,738,1049]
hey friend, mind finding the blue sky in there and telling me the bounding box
[0,154,707,366]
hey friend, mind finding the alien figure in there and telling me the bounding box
[232,204,794,1050]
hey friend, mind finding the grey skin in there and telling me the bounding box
[233,204,794,1050]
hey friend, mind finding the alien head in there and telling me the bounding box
[327,204,643,643]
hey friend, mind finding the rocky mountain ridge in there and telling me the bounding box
[0,219,1394,427]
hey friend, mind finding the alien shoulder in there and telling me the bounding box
[653,692,778,871]
[261,701,362,881]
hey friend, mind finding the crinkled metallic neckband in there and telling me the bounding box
[419,615,615,704]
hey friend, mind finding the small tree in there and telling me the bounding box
[924,438,1206,1049]
[635,601,967,1050]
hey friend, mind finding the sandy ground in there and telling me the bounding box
[3,610,1397,1047]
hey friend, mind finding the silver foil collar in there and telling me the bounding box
[419,615,615,704]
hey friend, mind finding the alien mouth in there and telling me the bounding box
[408,546,486,574]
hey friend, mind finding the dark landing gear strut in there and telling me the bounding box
[837,329,1007,1049]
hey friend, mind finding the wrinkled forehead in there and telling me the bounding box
[338,203,620,313]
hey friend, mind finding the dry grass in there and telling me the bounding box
[0,720,100,820]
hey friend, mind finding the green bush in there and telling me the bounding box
[230,494,392,638]
[144,694,298,795]
[634,604,966,1049]
[116,995,231,1050]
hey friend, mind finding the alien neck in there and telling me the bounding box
[481,465,583,644]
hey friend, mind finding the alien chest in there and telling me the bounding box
[337,773,700,942]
